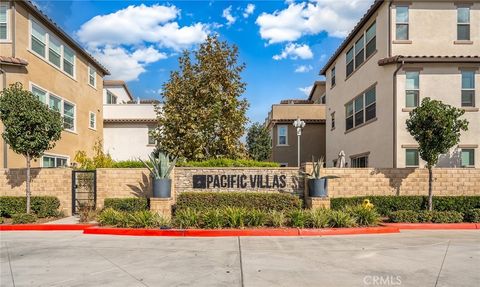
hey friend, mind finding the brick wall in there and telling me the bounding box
[0,168,72,215]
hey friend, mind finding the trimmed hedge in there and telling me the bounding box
[464,209,480,223]
[331,196,480,216]
[175,192,302,212]
[0,196,60,218]
[176,159,280,167]
[111,160,145,168]
[388,210,464,223]
[103,198,148,212]
[11,213,37,224]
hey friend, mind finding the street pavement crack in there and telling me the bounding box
[434,240,451,287]
[5,241,16,287]
[238,237,245,287]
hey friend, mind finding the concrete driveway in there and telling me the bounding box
[1,230,479,287]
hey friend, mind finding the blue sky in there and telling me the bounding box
[35,0,373,124]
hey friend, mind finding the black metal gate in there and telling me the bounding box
[72,170,96,215]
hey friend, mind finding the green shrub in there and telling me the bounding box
[97,208,124,226]
[111,160,146,168]
[103,198,148,212]
[11,213,37,224]
[331,196,480,216]
[328,210,356,228]
[223,207,247,228]
[267,210,286,227]
[389,210,464,223]
[174,208,201,229]
[288,209,310,228]
[346,205,380,227]
[127,210,170,228]
[245,209,268,227]
[309,208,330,228]
[0,196,60,218]
[201,209,225,229]
[176,192,301,212]
[176,158,280,167]
[0,217,4,224]
[464,209,480,223]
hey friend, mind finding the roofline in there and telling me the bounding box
[308,81,326,101]
[103,80,134,101]
[319,0,384,75]
[20,0,110,75]
[378,55,480,66]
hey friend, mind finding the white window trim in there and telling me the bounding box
[457,7,470,41]
[28,16,76,80]
[460,148,475,168]
[461,70,475,107]
[89,111,96,130]
[0,2,10,42]
[41,153,70,168]
[277,125,288,146]
[405,148,420,167]
[346,21,376,77]
[405,71,420,108]
[345,86,376,131]
[88,66,96,89]
[30,82,77,133]
[106,90,118,104]
[395,5,409,41]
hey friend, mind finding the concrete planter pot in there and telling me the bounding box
[153,178,171,198]
[308,178,328,197]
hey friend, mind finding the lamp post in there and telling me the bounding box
[293,118,306,167]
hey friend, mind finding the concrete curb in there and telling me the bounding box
[0,224,95,231]
[381,223,480,230]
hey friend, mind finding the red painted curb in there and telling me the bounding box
[183,228,301,237]
[381,223,479,230]
[299,226,400,236]
[0,224,95,231]
[83,227,185,236]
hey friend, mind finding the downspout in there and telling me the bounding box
[392,60,404,168]
[11,0,16,57]
[388,0,392,57]
[0,67,7,168]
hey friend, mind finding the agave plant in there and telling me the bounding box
[140,151,177,179]
[302,156,339,180]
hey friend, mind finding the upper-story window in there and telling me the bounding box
[457,7,470,41]
[461,70,475,107]
[89,112,96,130]
[346,86,376,131]
[30,19,76,77]
[331,66,336,87]
[277,125,288,146]
[331,112,335,130]
[106,90,117,104]
[88,66,96,88]
[396,6,409,40]
[346,21,376,77]
[148,126,156,145]
[405,71,420,107]
[0,3,8,40]
[405,149,419,167]
[461,149,475,167]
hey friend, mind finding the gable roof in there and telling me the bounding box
[307,81,326,101]
[319,0,383,75]
[19,0,110,75]
[103,80,134,101]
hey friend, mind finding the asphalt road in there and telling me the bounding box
[1,230,479,287]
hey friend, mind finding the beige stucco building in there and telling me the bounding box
[266,81,326,167]
[103,80,159,160]
[321,0,479,168]
[0,0,109,168]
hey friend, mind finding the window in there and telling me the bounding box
[457,7,470,41]
[89,66,96,87]
[63,102,75,131]
[345,86,376,131]
[331,112,335,130]
[331,66,336,86]
[396,6,409,40]
[461,70,475,107]
[0,3,8,40]
[279,163,288,167]
[89,112,96,130]
[365,22,376,58]
[42,155,68,168]
[461,149,475,167]
[31,85,47,104]
[30,18,76,77]
[321,94,326,104]
[346,21,376,77]
[351,155,368,168]
[277,125,288,145]
[31,20,46,57]
[49,94,61,112]
[405,149,419,166]
[405,71,420,107]
[106,91,117,104]
[148,126,156,145]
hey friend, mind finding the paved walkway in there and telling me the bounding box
[1,230,479,287]
[44,216,79,225]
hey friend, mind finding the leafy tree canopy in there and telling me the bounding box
[246,122,271,161]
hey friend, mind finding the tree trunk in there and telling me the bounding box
[428,166,433,211]
[26,153,31,214]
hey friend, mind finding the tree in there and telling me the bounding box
[406,98,468,211]
[0,83,63,213]
[157,35,249,160]
[246,122,271,161]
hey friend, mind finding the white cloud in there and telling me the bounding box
[222,6,236,26]
[273,43,313,60]
[256,0,374,44]
[243,4,255,18]
[298,85,313,96]
[294,65,313,73]
[92,46,167,81]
